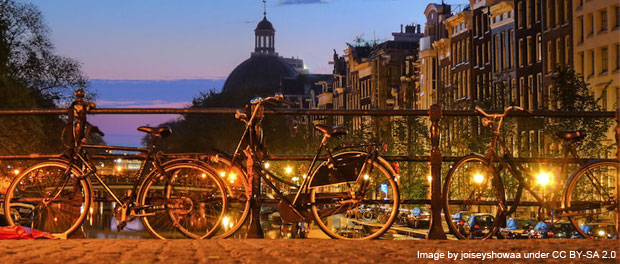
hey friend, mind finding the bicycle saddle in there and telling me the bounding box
[314,124,346,137]
[556,130,586,141]
[137,126,172,138]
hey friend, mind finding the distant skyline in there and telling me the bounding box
[23,0,468,147]
[27,0,467,80]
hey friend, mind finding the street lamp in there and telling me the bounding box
[264,162,270,169]
[285,166,293,174]
[536,171,552,187]
[473,173,485,184]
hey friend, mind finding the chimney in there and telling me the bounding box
[400,24,403,33]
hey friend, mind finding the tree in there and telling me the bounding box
[547,66,613,158]
[0,0,88,102]
[0,0,90,156]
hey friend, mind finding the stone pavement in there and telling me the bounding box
[0,239,618,264]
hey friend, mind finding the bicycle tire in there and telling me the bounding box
[310,151,400,240]
[442,154,505,240]
[563,161,619,239]
[138,162,228,239]
[205,156,250,239]
[3,160,91,238]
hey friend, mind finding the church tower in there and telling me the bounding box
[253,0,276,56]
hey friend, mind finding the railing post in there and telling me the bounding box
[427,104,446,239]
[616,107,619,160]
[245,152,264,238]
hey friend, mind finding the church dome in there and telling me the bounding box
[221,55,298,105]
[255,17,274,31]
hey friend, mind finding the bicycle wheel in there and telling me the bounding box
[563,161,619,239]
[138,162,227,239]
[443,154,505,240]
[310,152,400,240]
[3,161,91,238]
[205,156,250,238]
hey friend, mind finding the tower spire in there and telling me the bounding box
[263,0,267,18]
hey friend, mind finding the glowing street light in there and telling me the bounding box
[285,166,293,174]
[473,173,485,184]
[427,175,433,183]
[536,171,552,187]
[219,171,226,177]
[13,169,20,175]
[228,173,237,183]
[363,174,370,181]
[264,162,270,169]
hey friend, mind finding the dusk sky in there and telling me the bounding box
[25,0,467,146]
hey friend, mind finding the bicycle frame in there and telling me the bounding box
[480,108,614,220]
[227,97,377,221]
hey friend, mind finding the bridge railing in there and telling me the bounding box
[0,95,618,240]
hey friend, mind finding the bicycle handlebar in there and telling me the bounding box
[250,93,297,107]
[475,105,527,119]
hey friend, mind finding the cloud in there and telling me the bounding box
[97,100,191,108]
[278,0,327,5]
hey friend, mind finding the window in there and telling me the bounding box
[509,30,514,67]
[528,75,534,110]
[535,0,540,22]
[601,47,608,73]
[546,0,553,29]
[616,44,620,70]
[601,10,608,31]
[589,49,595,77]
[495,34,500,71]
[536,33,542,61]
[556,0,561,26]
[577,16,584,43]
[547,41,553,73]
[527,36,533,65]
[519,77,525,108]
[556,38,562,65]
[526,0,532,28]
[519,38,525,67]
[501,32,506,69]
[588,13,594,36]
[537,73,543,108]
[565,36,570,65]
[483,42,487,65]
[616,6,620,28]
[518,2,524,28]
[563,0,569,24]
[579,51,584,75]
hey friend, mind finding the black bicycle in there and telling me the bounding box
[443,106,619,239]
[205,93,400,240]
[3,90,228,239]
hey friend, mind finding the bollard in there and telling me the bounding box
[427,104,447,240]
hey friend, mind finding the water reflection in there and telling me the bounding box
[79,202,328,239]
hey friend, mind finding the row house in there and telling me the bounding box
[573,0,620,112]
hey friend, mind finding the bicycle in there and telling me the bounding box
[443,106,619,239]
[209,93,400,240]
[3,90,228,239]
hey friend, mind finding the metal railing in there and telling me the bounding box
[0,95,618,240]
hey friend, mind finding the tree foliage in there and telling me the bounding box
[0,0,90,156]
[547,66,613,158]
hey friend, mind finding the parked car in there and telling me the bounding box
[552,221,581,239]
[407,207,430,229]
[464,213,495,238]
[451,211,473,235]
[501,218,535,239]
[589,223,618,239]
